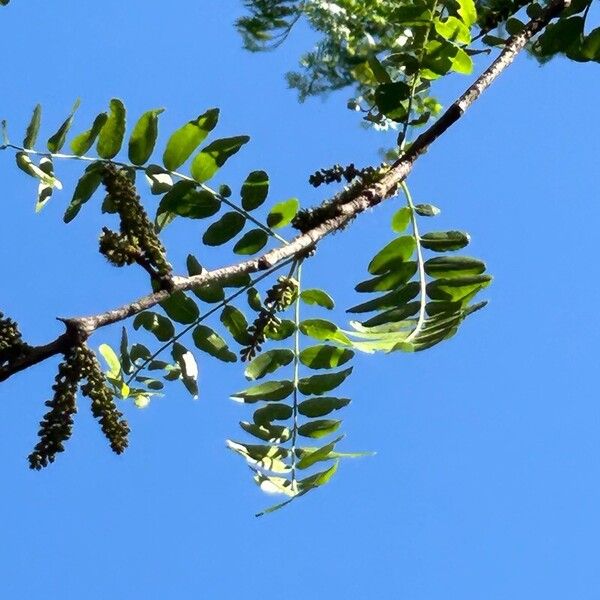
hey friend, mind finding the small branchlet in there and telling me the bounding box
[240,276,299,361]
[0,311,30,367]
[100,164,173,289]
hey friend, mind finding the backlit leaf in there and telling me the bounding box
[97,98,126,159]
[128,108,164,165]
[47,99,80,153]
[300,289,334,310]
[70,112,108,156]
[299,345,354,370]
[162,108,219,171]
[191,135,250,182]
[266,198,299,228]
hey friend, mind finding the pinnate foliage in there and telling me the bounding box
[2,0,593,515]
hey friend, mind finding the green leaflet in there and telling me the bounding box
[191,135,250,183]
[298,419,341,439]
[391,207,412,233]
[145,165,173,195]
[297,461,339,491]
[227,441,290,473]
[70,112,108,156]
[348,282,420,314]
[162,108,219,171]
[159,291,199,324]
[266,198,299,229]
[231,380,295,403]
[300,289,334,310]
[240,421,291,443]
[128,108,164,166]
[186,254,226,304]
[298,367,353,395]
[99,343,121,378]
[265,319,296,340]
[374,81,411,121]
[241,170,269,211]
[221,305,252,345]
[245,349,295,380]
[233,229,269,255]
[368,236,416,275]
[156,180,220,230]
[202,211,246,246]
[97,98,126,159]
[426,275,492,302]
[361,302,420,328]
[63,162,104,223]
[298,397,351,418]
[299,319,350,345]
[355,262,417,293]
[120,327,132,375]
[456,0,477,26]
[193,325,237,363]
[435,16,471,45]
[23,104,41,149]
[424,256,486,279]
[420,231,470,251]
[253,403,293,425]
[47,99,80,153]
[414,203,440,217]
[171,342,199,398]
[133,311,175,342]
[299,345,354,370]
[296,436,343,469]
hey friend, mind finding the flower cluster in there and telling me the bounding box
[100,163,173,288]
[0,311,29,366]
[29,343,130,469]
[240,277,299,361]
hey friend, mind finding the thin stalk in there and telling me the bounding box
[289,261,303,490]
[125,257,295,385]
[401,181,427,343]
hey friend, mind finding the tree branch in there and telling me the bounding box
[0,0,568,383]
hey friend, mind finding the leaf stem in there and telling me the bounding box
[290,260,303,490]
[401,181,427,343]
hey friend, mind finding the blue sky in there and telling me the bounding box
[1,1,600,598]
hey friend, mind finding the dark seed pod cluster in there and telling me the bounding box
[100,163,173,288]
[240,277,299,362]
[309,163,363,188]
[265,276,299,311]
[79,346,130,455]
[296,164,389,234]
[29,343,130,470]
[0,311,29,366]
[28,345,84,469]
